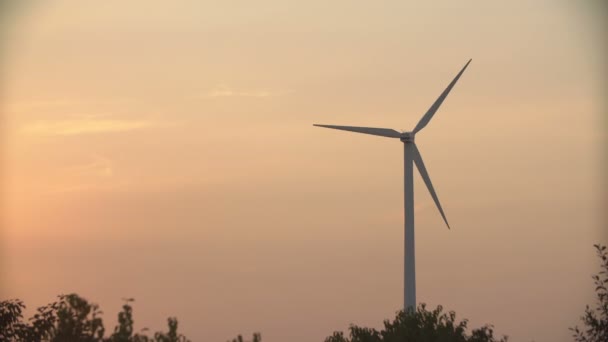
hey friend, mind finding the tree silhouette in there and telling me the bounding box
[227,333,262,342]
[0,299,28,340]
[0,294,264,341]
[324,304,507,342]
[1,296,508,342]
[0,294,190,342]
[571,244,608,342]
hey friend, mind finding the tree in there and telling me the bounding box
[324,304,507,342]
[228,333,262,342]
[0,294,191,342]
[571,244,608,342]
[0,299,28,340]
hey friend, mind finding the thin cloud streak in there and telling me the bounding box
[202,85,291,98]
[7,98,133,113]
[21,118,155,136]
[65,155,114,178]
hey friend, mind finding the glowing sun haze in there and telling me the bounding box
[1,1,605,341]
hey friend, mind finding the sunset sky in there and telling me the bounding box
[1,1,606,341]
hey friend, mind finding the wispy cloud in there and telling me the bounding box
[48,155,118,194]
[202,85,291,98]
[21,118,154,136]
[10,99,76,110]
[66,155,114,178]
[7,98,131,113]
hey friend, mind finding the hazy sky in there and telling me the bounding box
[1,1,606,341]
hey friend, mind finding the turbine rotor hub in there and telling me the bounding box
[400,132,415,143]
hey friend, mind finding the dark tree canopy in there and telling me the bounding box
[323,304,507,342]
[1,294,508,342]
[0,294,262,342]
[0,294,191,342]
[571,244,608,342]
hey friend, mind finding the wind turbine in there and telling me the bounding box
[314,59,471,311]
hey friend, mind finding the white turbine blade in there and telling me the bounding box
[412,59,472,134]
[413,144,450,229]
[313,124,402,138]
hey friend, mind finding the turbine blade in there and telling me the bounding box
[412,59,472,134]
[413,144,450,229]
[313,124,402,138]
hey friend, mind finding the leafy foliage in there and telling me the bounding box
[324,304,507,342]
[0,294,263,341]
[0,294,190,342]
[0,299,28,340]
[571,244,608,342]
[227,333,262,342]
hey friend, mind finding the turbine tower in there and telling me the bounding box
[314,59,471,311]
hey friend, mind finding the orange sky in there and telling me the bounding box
[1,1,606,341]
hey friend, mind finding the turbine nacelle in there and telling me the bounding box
[400,132,415,143]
